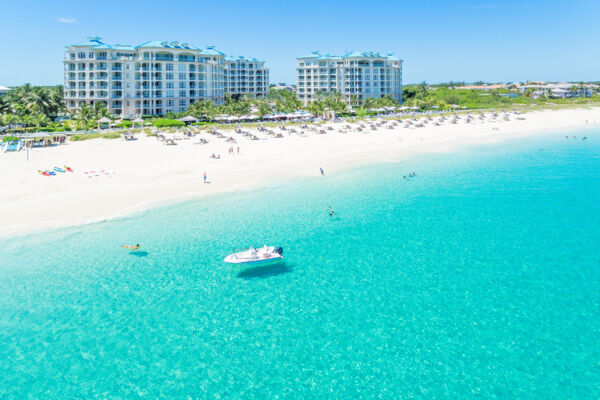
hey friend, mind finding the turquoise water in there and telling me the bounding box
[1,132,599,399]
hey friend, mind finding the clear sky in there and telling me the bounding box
[0,0,598,86]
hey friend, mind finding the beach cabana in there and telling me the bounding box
[97,117,112,130]
[180,115,198,125]
[132,117,144,128]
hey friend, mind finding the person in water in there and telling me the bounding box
[320,167,325,175]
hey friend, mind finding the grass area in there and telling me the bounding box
[69,132,122,141]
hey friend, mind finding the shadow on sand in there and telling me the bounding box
[237,262,292,279]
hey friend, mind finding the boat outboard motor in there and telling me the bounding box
[275,247,284,255]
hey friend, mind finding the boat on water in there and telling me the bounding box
[224,245,284,266]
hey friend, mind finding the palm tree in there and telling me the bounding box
[77,103,94,125]
[93,102,109,119]
[362,97,377,110]
[32,114,50,130]
[306,100,326,116]
[256,100,271,118]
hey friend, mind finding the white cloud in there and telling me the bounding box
[57,17,77,24]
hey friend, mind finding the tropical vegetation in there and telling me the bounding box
[2,82,599,136]
[0,85,65,131]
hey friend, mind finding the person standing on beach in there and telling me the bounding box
[203,172,207,184]
[237,147,240,155]
[320,167,325,175]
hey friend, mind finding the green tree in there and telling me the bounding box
[257,100,272,118]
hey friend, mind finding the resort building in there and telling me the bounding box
[223,56,269,98]
[517,82,595,99]
[271,83,295,93]
[296,51,403,104]
[64,37,264,118]
[0,85,9,96]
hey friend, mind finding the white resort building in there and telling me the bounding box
[296,51,403,104]
[223,56,269,98]
[64,37,269,117]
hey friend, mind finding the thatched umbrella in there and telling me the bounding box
[132,117,144,128]
[97,117,112,130]
[180,115,198,125]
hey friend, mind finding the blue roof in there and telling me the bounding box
[69,37,108,48]
[201,45,225,56]
[225,55,264,63]
[68,37,134,51]
[135,40,201,50]
[68,38,232,58]
[297,51,322,59]
[113,44,136,51]
[297,50,402,61]
[343,51,386,58]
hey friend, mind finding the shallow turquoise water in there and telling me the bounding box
[1,132,599,399]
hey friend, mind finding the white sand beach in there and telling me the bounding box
[1,107,598,237]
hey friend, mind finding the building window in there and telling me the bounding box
[166,73,173,80]
[178,64,186,72]
[166,100,174,106]
[179,99,187,107]
[166,90,174,98]
[88,52,94,59]
[179,90,186,97]
[179,82,186,89]
[78,52,86,59]
[166,64,174,71]
[166,82,174,89]
[178,73,185,80]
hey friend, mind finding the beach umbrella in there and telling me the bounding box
[97,117,111,130]
[132,117,144,128]
[180,115,198,123]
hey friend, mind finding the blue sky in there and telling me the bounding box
[0,0,598,86]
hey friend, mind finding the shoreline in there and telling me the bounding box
[1,107,598,238]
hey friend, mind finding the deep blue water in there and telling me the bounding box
[1,132,599,399]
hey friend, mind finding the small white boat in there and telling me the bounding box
[224,245,284,266]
